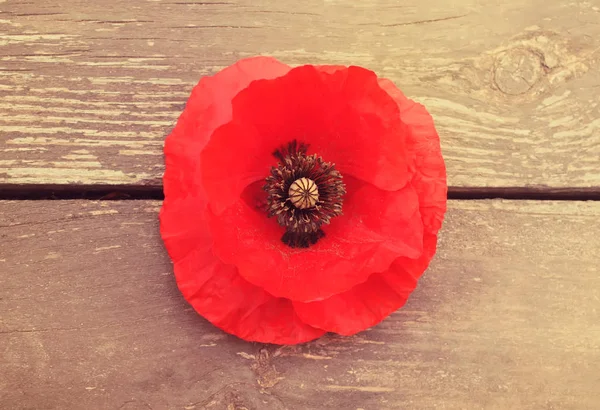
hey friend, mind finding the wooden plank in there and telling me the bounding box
[1,200,599,409]
[1,1,599,188]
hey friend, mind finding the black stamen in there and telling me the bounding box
[281,229,325,249]
[264,140,345,248]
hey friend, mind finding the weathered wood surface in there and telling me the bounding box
[1,200,599,409]
[1,1,600,188]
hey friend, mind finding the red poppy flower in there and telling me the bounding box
[160,57,447,344]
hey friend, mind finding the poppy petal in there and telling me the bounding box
[159,196,212,263]
[201,65,413,214]
[316,65,346,74]
[174,246,326,344]
[293,233,437,335]
[161,56,290,262]
[378,78,447,233]
[291,81,447,335]
[163,56,290,197]
[208,177,424,302]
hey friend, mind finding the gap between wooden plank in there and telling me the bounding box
[1,184,600,201]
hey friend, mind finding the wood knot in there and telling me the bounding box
[493,48,544,95]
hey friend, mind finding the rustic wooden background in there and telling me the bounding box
[1,0,599,409]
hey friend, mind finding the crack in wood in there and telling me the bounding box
[382,14,469,27]
[1,185,599,201]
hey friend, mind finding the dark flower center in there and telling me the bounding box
[264,140,346,248]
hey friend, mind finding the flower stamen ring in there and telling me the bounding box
[264,140,345,248]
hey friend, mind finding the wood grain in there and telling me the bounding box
[1,200,599,409]
[1,0,599,189]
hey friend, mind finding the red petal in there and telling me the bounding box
[293,233,437,335]
[163,56,290,200]
[159,196,212,263]
[174,246,325,344]
[378,78,447,234]
[201,65,413,213]
[208,176,424,302]
[162,57,326,344]
[161,57,289,261]
[292,81,447,335]
[316,65,346,74]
